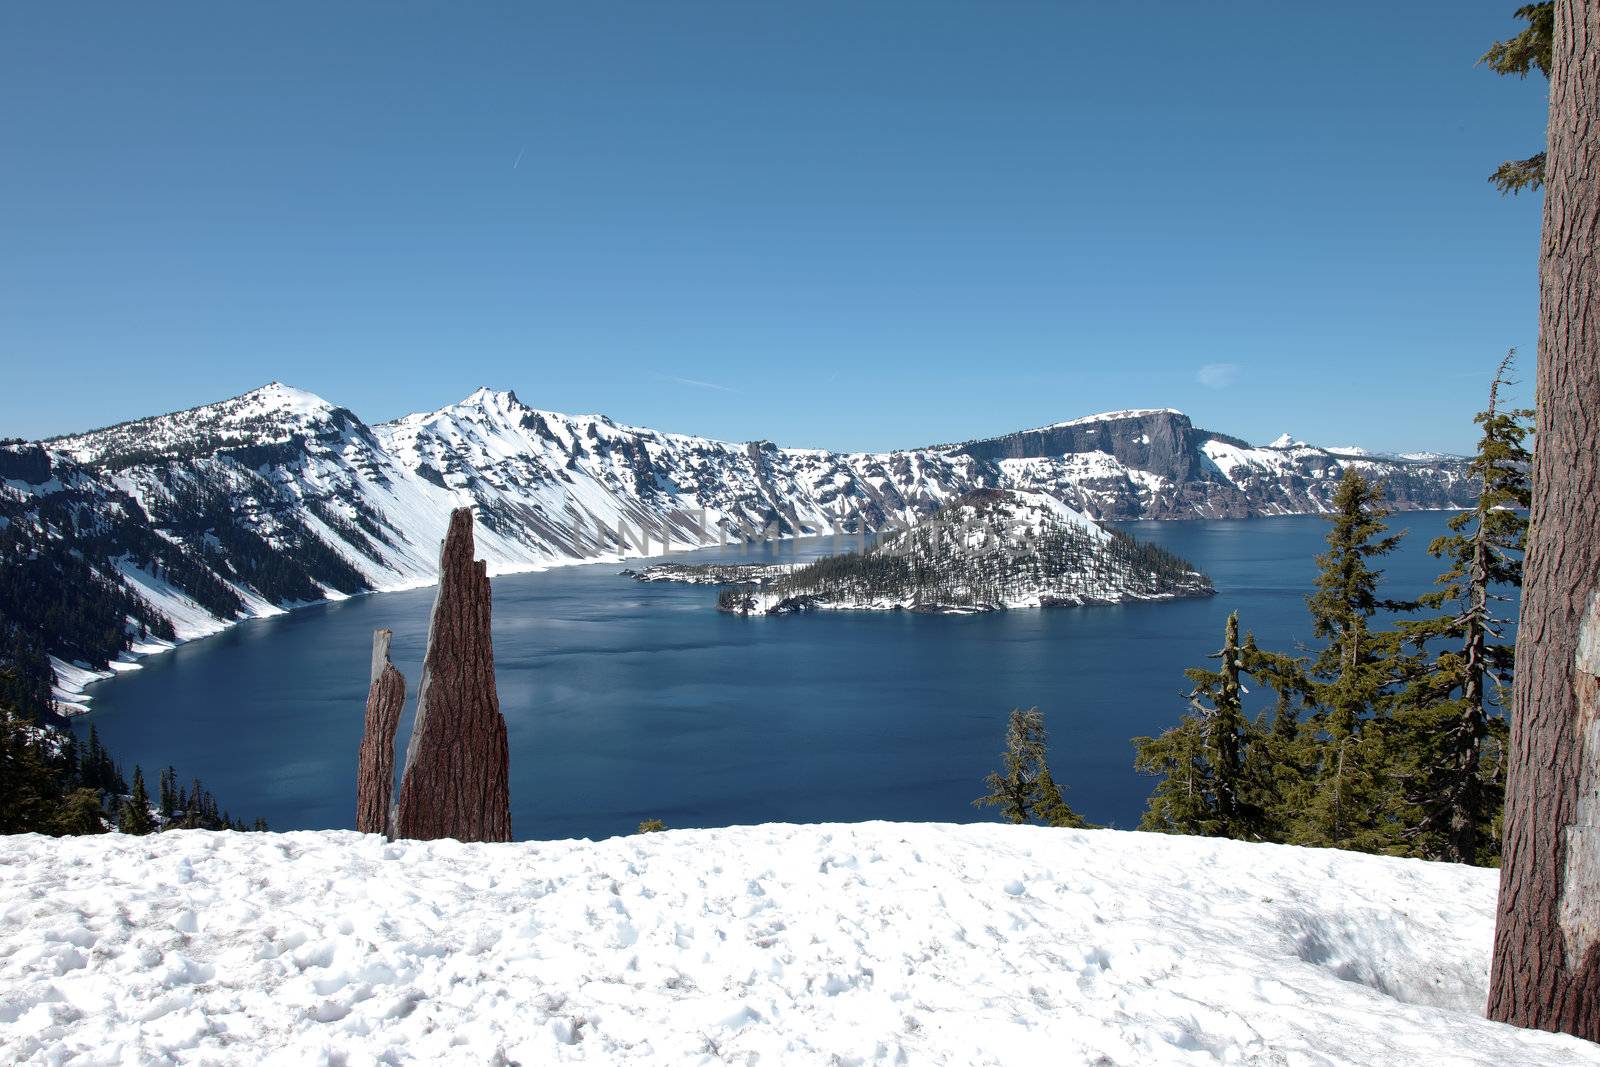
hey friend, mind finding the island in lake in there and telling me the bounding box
[626,489,1213,615]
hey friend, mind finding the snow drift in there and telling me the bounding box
[1,823,1593,1066]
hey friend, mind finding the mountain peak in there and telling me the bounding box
[234,381,338,418]
[462,386,522,408]
[48,382,344,463]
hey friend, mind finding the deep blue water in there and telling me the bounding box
[81,512,1473,840]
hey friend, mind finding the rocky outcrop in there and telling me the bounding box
[392,509,512,843]
[0,443,51,485]
[355,629,406,836]
[954,409,1205,483]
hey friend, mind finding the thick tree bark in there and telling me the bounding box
[355,628,405,836]
[393,508,512,842]
[1488,0,1600,1038]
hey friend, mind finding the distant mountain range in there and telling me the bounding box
[0,383,1473,705]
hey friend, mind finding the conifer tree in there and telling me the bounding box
[1133,704,1209,834]
[1481,2,1553,193]
[120,766,154,836]
[159,766,177,818]
[975,707,1088,827]
[1393,352,1530,864]
[1036,768,1089,829]
[0,704,61,834]
[53,789,106,835]
[1489,1,1600,1032]
[1135,612,1274,840]
[1292,469,1411,851]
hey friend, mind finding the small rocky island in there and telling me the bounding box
[632,489,1212,615]
[621,562,797,585]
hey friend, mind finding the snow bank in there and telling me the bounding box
[1,823,1593,1066]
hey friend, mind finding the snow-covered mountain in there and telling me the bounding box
[715,488,1213,615]
[2,383,1473,704]
[3,823,1593,1066]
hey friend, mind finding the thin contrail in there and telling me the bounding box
[661,375,739,393]
[513,146,526,170]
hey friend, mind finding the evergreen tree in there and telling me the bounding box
[1481,2,1553,194]
[53,789,107,835]
[1135,612,1276,840]
[975,707,1089,828]
[120,766,155,835]
[1292,469,1411,851]
[0,705,63,833]
[1036,768,1089,829]
[159,766,177,817]
[1392,352,1530,864]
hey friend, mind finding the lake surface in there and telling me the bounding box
[82,512,1478,840]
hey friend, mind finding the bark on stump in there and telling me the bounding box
[355,629,405,836]
[393,508,512,842]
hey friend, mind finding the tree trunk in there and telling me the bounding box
[355,628,405,836]
[1488,0,1600,1038]
[393,508,513,842]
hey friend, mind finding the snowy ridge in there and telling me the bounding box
[0,823,1592,1066]
[1046,407,1186,429]
[50,383,345,467]
[4,385,1472,705]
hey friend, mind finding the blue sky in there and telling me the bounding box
[1,2,1546,452]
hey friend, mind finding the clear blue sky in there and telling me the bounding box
[1,2,1546,453]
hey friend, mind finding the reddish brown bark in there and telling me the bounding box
[1488,0,1600,1039]
[393,508,512,842]
[355,628,405,836]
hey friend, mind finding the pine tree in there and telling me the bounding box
[1292,469,1411,851]
[1135,612,1274,840]
[0,705,62,834]
[1036,768,1089,829]
[120,766,154,835]
[1488,1,1600,1033]
[159,766,176,818]
[1481,2,1553,194]
[188,778,204,827]
[1393,352,1530,864]
[1133,704,1209,834]
[976,708,1046,824]
[975,707,1089,828]
[53,789,106,835]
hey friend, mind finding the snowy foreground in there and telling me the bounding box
[3,824,1597,1066]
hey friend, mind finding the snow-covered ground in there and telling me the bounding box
[2,823,1592,1066]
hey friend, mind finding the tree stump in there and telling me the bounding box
[355,628,405,836]
[393,508,512,842]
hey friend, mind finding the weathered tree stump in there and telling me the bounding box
[355,628,405,836]
[393,508,512,842]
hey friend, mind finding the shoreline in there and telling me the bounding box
[57,530,856,716]
[53,507,1466,718]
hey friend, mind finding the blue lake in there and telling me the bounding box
[81,512,1474,840]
